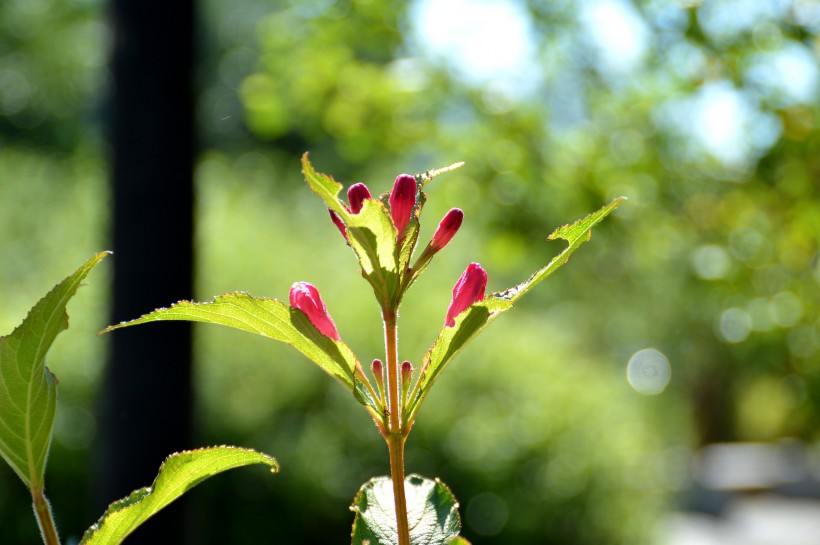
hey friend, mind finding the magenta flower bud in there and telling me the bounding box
[444,263,488,327]
[328,209,347,241]
[347,183,372,214]
[430,208,463,251]
[289,281,340,341]
[389,174,416,236]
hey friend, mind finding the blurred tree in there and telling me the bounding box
[236,0,820,445]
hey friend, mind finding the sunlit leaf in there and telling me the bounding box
[407,198,624,420]
[0,252,109,490]
[101,292,359,391]
[80,446,278,545]
[497,197,627,303]
[346,198,400,306]
[303,153,400,307]
[301,151,346,215]
[351,474,461,545]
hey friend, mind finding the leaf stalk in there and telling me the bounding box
[32,487,60,545]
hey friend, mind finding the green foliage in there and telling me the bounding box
[80,446,278,545]
[351,475,461,545]
[0,252,109,491]
[406,198,624,422]
[102,292,360,393]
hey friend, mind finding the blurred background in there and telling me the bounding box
[1,0,819,543]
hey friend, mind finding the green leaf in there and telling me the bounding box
[0,251,109,490]
[101,292,359,391]
[497,197,627,303]
[302,153,400,307]
[301,151,346,214]
[346,199,400,306]
[407,198,624,420]
[80,446,278,545]
[351,474,462,545]
[406,298,512,422]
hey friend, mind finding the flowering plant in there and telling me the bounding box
[0,155,621,545]
[105,154,623,544]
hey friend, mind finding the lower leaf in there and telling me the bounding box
[80,446,278,545]
[351,474,462,545]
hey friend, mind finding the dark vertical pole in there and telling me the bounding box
[99,0,195,543]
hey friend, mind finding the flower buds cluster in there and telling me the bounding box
[444,263,488,327]
[289,281,340,341]
[327,170,469,308]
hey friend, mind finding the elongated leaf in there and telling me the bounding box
[101,292,359,391]
[80,446,278,545]
[0,251,109,490]
[497,197,626,303]
[301,151,346,215]
[346,199,400,306]
[303,153,400,306]
[407,198,624,419]
[351,474,461,545]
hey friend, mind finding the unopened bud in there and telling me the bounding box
[328,209,347,241]
[444,263,488,327]
[400,360,414,391]
[430,208,463,251]
[389,174,416,236]
[371,358,385,393]
[347,183,372,214]
[289,282,341,341]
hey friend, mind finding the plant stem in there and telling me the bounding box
[383,308,410,545]
[32,487,60,545]
[387,433,410,545]
[384,309,401,434]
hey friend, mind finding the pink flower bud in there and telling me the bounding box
[371,358,385,391]
[328,209,347,241]
[389,174,416,236]
[400,360,414,390]
[444,263,488,327]
[289,282,340,341]
[430,208,463,251]
[347,183,372,214]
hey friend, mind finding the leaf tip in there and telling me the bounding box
[417,161,466,185]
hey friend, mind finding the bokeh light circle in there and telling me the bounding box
[627,348,671,395]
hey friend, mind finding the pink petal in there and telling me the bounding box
[389,174,416,236]
[430,208,463,251]
[347,183,372,214]
[444,263,488,327]
[289,282,341,341]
